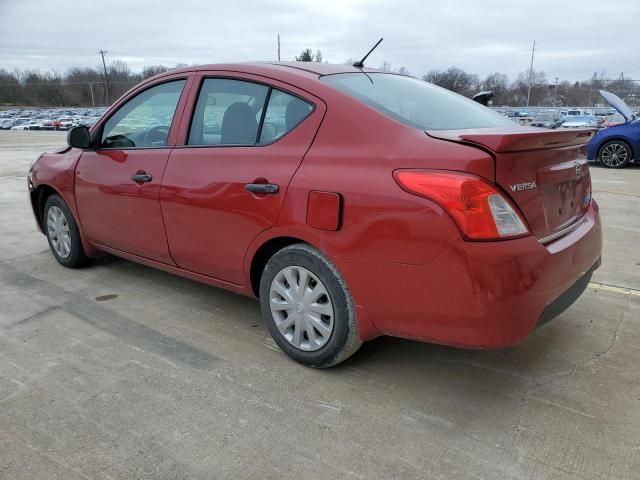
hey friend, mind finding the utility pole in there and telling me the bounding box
[525,40,536,108]
[277,34,281,61]
[554,76,558,105]
[99,50,111,105]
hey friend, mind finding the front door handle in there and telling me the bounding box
[245,183,279,194]
[131,173,153,183]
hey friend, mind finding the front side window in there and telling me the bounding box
[259,89,313,144]
[188,79,268,146]
[101,80,186,148]
[321,73,515,131]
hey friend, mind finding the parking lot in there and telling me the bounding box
[0,130,639,479]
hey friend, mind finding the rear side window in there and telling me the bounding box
[259,90,313,144]
[321,73,514,131]
[188,79,268,146]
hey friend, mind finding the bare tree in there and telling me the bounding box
[423,67,479,97]
[2,61,638,108]
[513,69,548,106]
[141,65,170,79]
[0,69,24,105]
[481,72,509,104]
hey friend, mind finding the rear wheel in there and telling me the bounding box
[44,194,89,268]
[259,243,361,368]
[598,140,632,168]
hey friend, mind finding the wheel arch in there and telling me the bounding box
[249,236,312,298]
[30,184,61,232]
[245,231,380,341]
[31,182,101,257]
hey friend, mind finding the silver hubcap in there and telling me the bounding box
[601,143,628,167]
[269,266,334,351]
[46,206,71,259]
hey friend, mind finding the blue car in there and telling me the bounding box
[587,90,639,168]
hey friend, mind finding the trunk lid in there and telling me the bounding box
[427,127,596,242]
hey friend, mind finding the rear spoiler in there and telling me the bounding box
[427,127,596,153]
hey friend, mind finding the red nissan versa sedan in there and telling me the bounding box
[28,62,602,367]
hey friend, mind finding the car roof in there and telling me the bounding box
[162,61,381,79]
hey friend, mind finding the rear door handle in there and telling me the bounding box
[245,183,279,194]
[131,173,153,183]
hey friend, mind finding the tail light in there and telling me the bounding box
[393,170,529,240]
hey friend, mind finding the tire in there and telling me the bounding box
[598,140,632,168]
[259,243,361,368]
[43,194,89,268]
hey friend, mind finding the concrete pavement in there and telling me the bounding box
[1,131,639,479]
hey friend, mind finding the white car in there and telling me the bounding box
[561,115,598,128]
[10,122,30,130]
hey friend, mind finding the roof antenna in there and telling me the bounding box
[353,38,383,68]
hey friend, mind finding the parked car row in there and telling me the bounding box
[495,92,638,168]
[0,107,106,131]
[503,110,635,131]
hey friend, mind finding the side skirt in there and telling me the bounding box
[92,243,254,298]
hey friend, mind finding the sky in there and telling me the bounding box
[1,0,639,82]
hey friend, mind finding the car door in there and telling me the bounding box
[160,74,325,284]
[75,76,192,263]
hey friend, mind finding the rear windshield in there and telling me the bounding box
[320,73,514,131]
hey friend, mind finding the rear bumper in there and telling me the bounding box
[535,257,599,328]
[341,200,602,347]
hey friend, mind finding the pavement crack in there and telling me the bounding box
[5,306,60,329]
[434,357,533,382]
[1,249,50,262]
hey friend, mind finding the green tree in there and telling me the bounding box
[296,49,314,62]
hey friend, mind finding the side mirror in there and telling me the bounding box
[67,125,91,149]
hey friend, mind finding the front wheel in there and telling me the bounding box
[259,244,361,368]
[44,194,89,268]
[598,140,632,168]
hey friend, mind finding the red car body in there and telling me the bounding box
[28,62,602,349]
